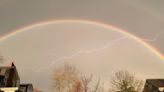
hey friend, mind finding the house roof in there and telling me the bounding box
[19,84,34,92]
[146,79,164,87]
[0,63,20,80]
[20,84,33,86]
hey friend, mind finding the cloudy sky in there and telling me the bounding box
[0,0,163,54]
[0,0,164,92]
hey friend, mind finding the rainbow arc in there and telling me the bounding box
[0,19,163,60]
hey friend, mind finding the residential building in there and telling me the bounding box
[143,79,164,92]
[0,63,35,92]
[0,63,20,87]
[19,84,34,92]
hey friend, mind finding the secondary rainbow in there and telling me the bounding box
[0,19,163,60]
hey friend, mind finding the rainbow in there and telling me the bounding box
[0,19,163,60]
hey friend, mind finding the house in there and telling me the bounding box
[143,79,164,92]
[0,63,35,92]
[19,84,34,92]
[0,63,20,87]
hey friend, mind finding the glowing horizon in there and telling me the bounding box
[0,19,163,60]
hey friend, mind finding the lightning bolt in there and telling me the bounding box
[35,36,129,73]
[35,31,164,73]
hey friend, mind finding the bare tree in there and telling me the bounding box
[109,70,143,92]
[93,79,100,92]
[92,78,104,92]
[81,74,92,92]
[53,63,80,92]
[81,75,104,92]
[70,80,84,92]
[53,63,104,92]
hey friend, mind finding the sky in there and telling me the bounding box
[0,0,164,92]
[0,0,164,55]
[0,22,164,92]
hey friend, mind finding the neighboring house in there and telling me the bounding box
[19,84,34,92]
[143,79,164,92]
[0,63,20,87]
[0,63,35,92]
